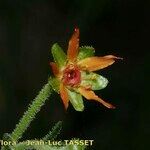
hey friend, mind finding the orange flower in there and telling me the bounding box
[49,28,122,111]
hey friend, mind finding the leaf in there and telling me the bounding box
[43,121,62,141]
[77,46,95,61]
[51,43,67,68]
[81,72,108,90]
[67,89,84,111]
[49,77,60,93]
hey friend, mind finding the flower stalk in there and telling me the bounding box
[11,79,52,142]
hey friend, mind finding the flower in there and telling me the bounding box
[49,28,122,111]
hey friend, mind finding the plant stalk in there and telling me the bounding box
[11,79,52,142]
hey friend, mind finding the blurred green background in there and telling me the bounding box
[0,0,149,149]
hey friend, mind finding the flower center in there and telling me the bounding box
[62,64,81,87]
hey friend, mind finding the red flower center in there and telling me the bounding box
[62,64,81,87]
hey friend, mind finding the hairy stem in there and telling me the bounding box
[11,79,52,141]
[43,121,62,141]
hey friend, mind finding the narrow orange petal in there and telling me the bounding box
[50,62,59,76]
[77,55,122,71]
[67,28,80,62]
[78,87,115,109]
[60,83,69,110]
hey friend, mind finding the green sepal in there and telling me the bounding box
[67,89,84,112]
[81,72,108,90]
[77,46,95,61]
[49,77,60,93]
[51,43,67,68]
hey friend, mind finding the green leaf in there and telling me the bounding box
[43,121,62,141]
[77,46,95,61]
[49,77,60,93]
[67,89,84,112]
[51,43,67,68]
[81,72,108,90]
